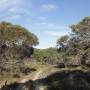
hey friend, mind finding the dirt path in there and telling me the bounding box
[19,70,44,83]
[32,70,43,81]
[19,66,57,83]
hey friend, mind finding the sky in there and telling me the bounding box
[0,0,90,49]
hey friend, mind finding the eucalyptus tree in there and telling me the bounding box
[57,35,69,51]
[0,22,39,58]
[0,22,39,47]
[70,17,90,65]
[56,17,90,66]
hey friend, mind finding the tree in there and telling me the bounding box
[0,22,39,58]
[57,35,69,51]
[56,17,90,66]
[70,17,90,65]
[70,17,90,49]
[0,22,39,47]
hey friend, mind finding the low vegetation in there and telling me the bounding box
[0,17,90,90]
[32,48,62,64]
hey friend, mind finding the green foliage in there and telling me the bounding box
[1,17,90,88]
[0,21,39,62]
[57,16,90,66]
[0,22,39,77]
[33,48,62,64]
[0,22,39,46]
[71,16,90,33]
[57,35,69,48]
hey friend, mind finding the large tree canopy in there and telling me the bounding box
[0,22,39,47]
[70,17,90,49]
[57,17,90,50]
[57,35,69,48]
[56,17,90,65]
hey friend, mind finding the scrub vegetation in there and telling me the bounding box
[0,17,90,90]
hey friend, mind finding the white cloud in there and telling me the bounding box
[10,15,21,20]
[8,7,30,15]
[32,22,69,30]
[34,22,70,37]
[41,4,58,11]
[46,31,69,37]
[0,0,23,11]
[5,14,21,21]
[31,22,70,37]
[0,0,8,5]
[33,22,47,25]
[0,0,31,20]
[8,8,18,12]
[38,17,47,21]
